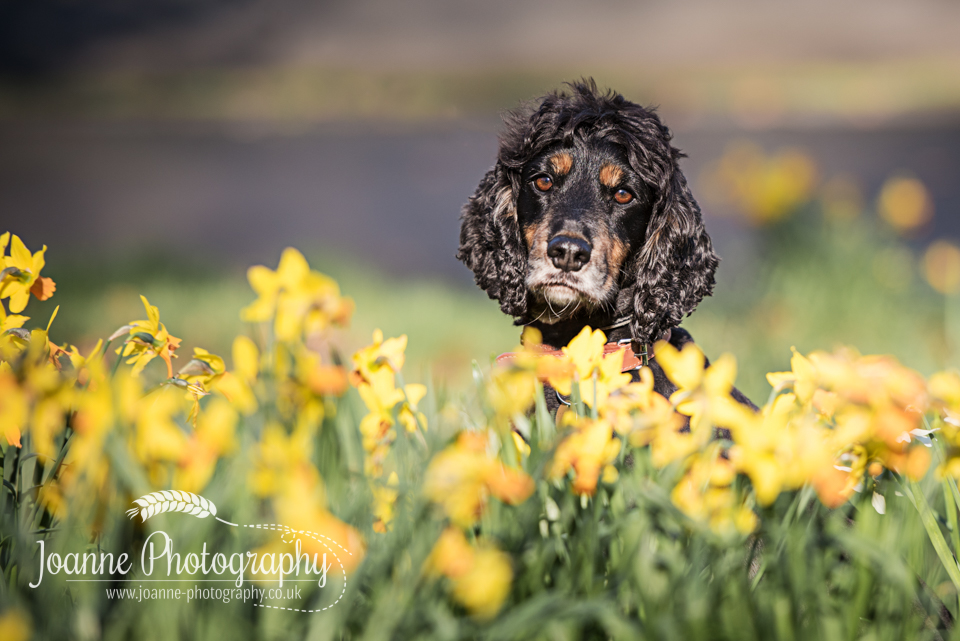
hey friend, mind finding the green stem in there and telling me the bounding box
[41,429,71,485]
[944,479,960,565]
[534,381,555,445]
[111,343,125,378]
[590,371,598,420]
[571,380,585,418]
[903,479,960,591]
[1,443,18,518]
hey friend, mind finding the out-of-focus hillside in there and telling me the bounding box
[2,0,960,125]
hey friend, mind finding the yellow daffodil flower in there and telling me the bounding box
[562,326,606,380]
[655,340,744,434]
[372,471,400,533]
[425,527,513,619]
[117,295,182,378]
[0,233,56,313]
[0,370,27,447]
[270,464,365,572]
[450,546,513,619]
[487,367,537,419]
[241,247,353,342]
[584,348,632,408]
[0,302,28,335]
[671,444,757,535]
[176,347,225,389]
[0,607,31,641]
[424,431,534,527]
[174,397,238,493]
[549,417,621,496]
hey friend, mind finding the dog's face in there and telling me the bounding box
[517,139,654,323]
[458,81,719,345]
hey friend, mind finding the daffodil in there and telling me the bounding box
[450,546,513,619]
[357,368,404,439]
[249,422,312,496]
[241,247,353,342]
[269,464,365,572]
[766,347,819,403]
[296,347,349,396]
[655,340,745,435]
[351,330,427,479]
[0,607,31,641]
[63,367,143,505]
[671,444,757,535]
[173,397,238,493]
[241,247,311,322]
[601,368,683,446]
[0,302,28,335]
[424,431,534,527]
[212,336,260,415]
[29,392,72,461]
[487,367,537,419]
[397,383,427,433]
[701,143,817,224]
[63,339,103,383]
[425,527,475,579]
[561,326,606,380]
[549,417,621,496]
[584,347,632,408]
[425,527,513,619]
[176,347,225,389]
[0,370,27,447]
[352,328,407,380]
[542,327,632,409]
[134,387,190,467]
[371,471,399,532]
[231,335,259,381]
[116,295,182,378]
[0,233,56,313]
[739,347,932,507]
[728,393,833,506]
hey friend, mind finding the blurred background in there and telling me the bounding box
[3,0,960,400]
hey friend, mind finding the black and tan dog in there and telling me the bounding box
[458,80,754,412]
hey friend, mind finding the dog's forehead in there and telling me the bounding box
[530,139,630,175]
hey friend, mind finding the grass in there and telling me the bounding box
[5,198,960,639]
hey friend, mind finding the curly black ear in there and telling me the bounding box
[457,165,528,318]
[631,157,719,345]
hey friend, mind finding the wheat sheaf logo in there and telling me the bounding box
[126,490,235,526]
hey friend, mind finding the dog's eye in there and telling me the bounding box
[534,176,553,192]
[614,189,633,204]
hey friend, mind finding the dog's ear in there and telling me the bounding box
[631,161,719,345]
[457,164,528,318]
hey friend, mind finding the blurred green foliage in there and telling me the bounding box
[6,144,960,641]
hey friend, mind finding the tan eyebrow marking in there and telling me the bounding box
[599,163,624,188]
[548,152,573,176]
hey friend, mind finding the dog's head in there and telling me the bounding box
[458,80,719,346]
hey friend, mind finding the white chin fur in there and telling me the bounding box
[543,285,582,306]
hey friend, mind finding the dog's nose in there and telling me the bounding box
[547,235,592,272]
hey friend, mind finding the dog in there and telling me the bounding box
[457,80,754,414]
